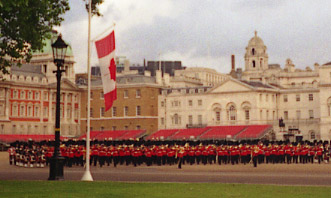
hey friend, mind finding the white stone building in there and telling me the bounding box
[159,32,331,141]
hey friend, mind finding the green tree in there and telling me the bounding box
[0,0,103,75]
[0,0,70,74]
[83,0,104,16]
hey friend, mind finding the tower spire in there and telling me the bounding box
[254,30,257,37]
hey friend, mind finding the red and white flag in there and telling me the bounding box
[95,30,117,111]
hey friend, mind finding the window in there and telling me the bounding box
[309,94,313,101]
[124,106,128,116]
[35,106,39,117]
[283,95,288,102]
[310,131,316,140]
[252,48,255,55]
[43,64,47,73]
[260,110,263,120]
[266,94,268,102]
[0,124,4,134]
[52,93,56,101]
[44,92,48,101]
[68,94,72,102]
[124,90,128,98]
[296,94,300,102]
[259,94,262,102]
[100,127,105,131]
[20,91,25,99]
[43,107,48,117]
[100,107,105,117]
[20,105,25,116]
[284,111,288,120]
[198,100,202,106]
[216,111,220,121]
[198,115,202,125]
[112,107,117,116]
[75,109,78,119]
[13,90,17,99]
[188,100,192,106]
[173,114,180,125]
[188,115,193,125]
[136,89,141,98]
[136,125,141,130]
[90,108,93,117]
[52,107,55,120]
[100,92,104,99]
[90,91,93,99]
[28,91,32,100]
[60,106,63,118]
[124,126,128,130]
[0,104,4,116]
[35,92,40,100]
[273,111,275,120]
[266,110,269,120]
[272,95,275,102]
[296,110,301,119]
[136,106,141,116]
[67,108,71,118]
[161,117,164,125]
[309,110,314,119]
[229,106,236,121]
[161,101,165,107]
[112,126,116,131]
[245,110,250,120]
[252,60,256,68]
[12,125,16,134]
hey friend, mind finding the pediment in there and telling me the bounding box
[209,79,253,93]
[49,79,78,90]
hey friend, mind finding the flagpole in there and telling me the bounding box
[91,22,116,42]
[82,0,93,181]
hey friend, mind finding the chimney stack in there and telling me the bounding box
[229,54,237,79]
[231,54,235,70]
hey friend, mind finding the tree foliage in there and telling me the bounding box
[0,0,70,74]
[0,0,104,75]
[83,0,104,16]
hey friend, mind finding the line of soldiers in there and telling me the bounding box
[8,139,331,168]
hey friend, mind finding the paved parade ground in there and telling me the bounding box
[1,152,331,186]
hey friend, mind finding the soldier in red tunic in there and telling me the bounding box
[177,147,185,169]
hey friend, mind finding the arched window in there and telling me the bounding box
[215,111,221,122]
[252,48,255,55]
[212,103,222,123]
[229,105,236,121]
[327,97,331,116]
[252,60,256,68]
[309,131,316,140]
[173,114,180,125]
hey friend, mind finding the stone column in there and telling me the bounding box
[5,87,9,119]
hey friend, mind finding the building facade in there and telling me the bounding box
[0,31,81,136]
[78,74,162,135]
[159,32,331,141]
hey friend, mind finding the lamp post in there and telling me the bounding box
[48,34,68,180]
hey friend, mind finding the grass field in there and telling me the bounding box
[1,181,331,198]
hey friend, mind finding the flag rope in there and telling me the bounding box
[91,22,116,42]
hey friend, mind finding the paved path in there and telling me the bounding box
[1,152,331,186]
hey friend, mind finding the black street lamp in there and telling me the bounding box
[48,34,68,180]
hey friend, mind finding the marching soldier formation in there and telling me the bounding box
[7,139,331,169]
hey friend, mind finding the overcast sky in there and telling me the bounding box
[56,0,331,74]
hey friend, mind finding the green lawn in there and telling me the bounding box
[0,181,331,198]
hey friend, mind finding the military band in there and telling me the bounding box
[7,140,331,168]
